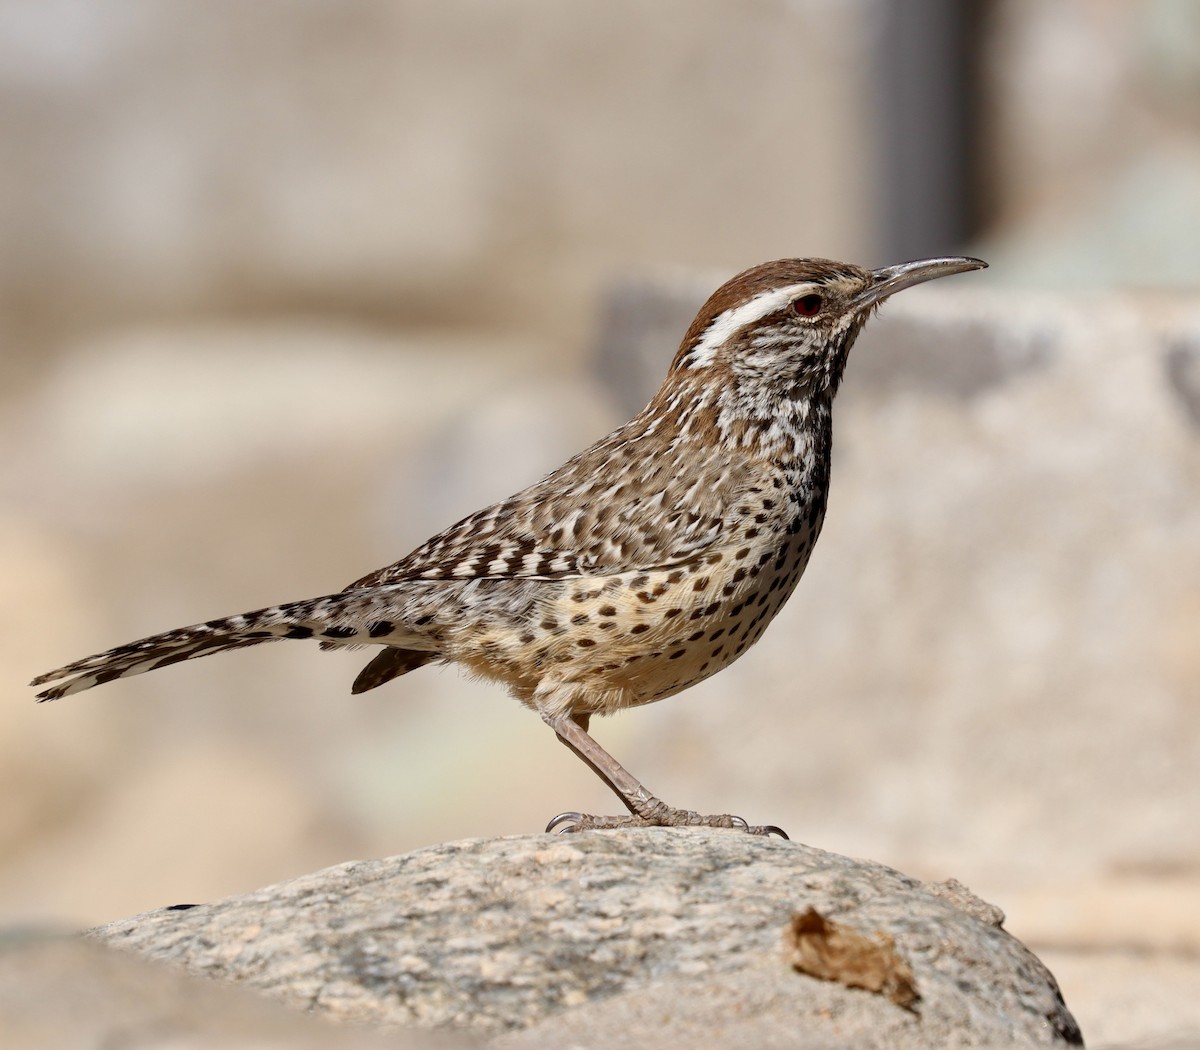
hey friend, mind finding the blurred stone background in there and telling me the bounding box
[1,0,1199,1045]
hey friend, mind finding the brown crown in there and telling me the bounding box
[673,258,871,368]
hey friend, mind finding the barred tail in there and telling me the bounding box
[30,589,421,702]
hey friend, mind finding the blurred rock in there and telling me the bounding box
[92,830,1081,1046]
[12,323,519,506]
[1037,948,1200,1050]
[980,0,1200,287]
[0,517,133,868]
[0,744,357,928]
[0,0,874,360]
[383,375,620,548]
[1010,875,1200,955]
[588,271,716,417]
[1165,335,1200,428]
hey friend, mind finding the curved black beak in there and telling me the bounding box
[855,256,987,309]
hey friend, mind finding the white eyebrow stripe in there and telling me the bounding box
[687,282,818,368]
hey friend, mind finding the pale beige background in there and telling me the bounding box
[2,2,1199,1046]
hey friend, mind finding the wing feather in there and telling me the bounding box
[350,410,748,589]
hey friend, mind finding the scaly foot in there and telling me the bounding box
[545,809,788,838]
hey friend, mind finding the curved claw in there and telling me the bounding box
[731,814,788,839]
[545,811,584,834]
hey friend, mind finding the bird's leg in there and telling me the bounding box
[541,710,787,838]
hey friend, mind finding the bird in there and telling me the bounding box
[31,255,986,837]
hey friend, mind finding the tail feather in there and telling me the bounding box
[31,589,428,702]
[351,647,435,694]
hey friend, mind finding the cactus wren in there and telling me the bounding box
[32,256,986,836]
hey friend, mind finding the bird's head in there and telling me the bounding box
[669,256,987,400]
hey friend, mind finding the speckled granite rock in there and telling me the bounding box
[91,830,1080,1047]
[0,929,467,1050]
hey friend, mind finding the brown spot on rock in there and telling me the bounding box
[785,907,919,1012]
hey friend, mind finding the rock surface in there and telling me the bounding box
[0,929,466,1050]
[92,830,1080,1047]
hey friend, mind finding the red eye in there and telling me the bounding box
[793,294,823,317]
